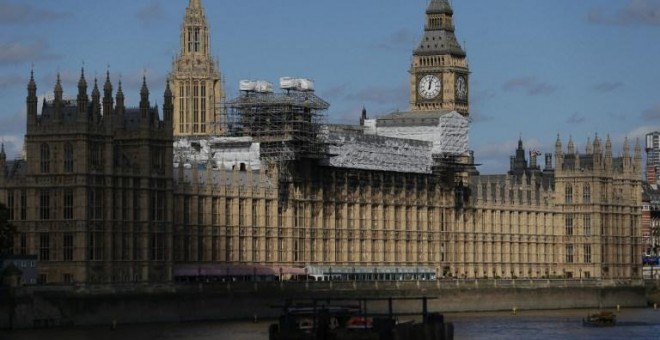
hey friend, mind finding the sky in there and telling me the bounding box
[1,0,660,174]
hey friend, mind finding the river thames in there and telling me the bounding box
[1,308,659,340]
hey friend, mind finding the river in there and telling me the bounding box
[1,308,659,340]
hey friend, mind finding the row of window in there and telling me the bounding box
[40,142,102,174]
[565,184,591,204]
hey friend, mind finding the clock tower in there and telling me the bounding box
[410,0,469,116]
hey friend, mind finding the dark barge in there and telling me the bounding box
[268,296,454,340]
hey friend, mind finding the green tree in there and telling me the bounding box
[0,203,15,256]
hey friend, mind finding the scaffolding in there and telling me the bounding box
[225,90,329,161]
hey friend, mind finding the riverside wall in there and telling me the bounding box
[0,280,653,329]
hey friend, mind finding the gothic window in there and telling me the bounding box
[194,28,200,52]
[63,233,74,261]
[584,215,591,236]
[150,229,165,261]
[40,143,50,173]
[20,190,26,220]
[39,190,50,220]
[88,225,104,261]
[39,232,50,261]
[566,244,574,263]
[584,244,592,263]
[7,191,14,220]
[565,214,573,235]
[583,184,591,203]
[90,143,101,169]
[565,184,573,204]
[193,81,199,133]
[64,142,74,173]
[179,84,185,132]
[63,189,73,220]
[200,83,206,133]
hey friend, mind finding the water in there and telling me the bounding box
[1,308,659,340]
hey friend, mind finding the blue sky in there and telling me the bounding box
[1,0,660,174]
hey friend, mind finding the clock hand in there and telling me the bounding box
[428,81,431,90]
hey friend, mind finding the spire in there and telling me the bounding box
[182,0,209,55]
[189,0,202,9]
[91,78,101,118]
[0,144,5,161]
[54,73,63,100]
[567,136,575,154]
[103,70,112,94]
[163,78,173,123]
[78,67,87,90]
[554,134,562,154]
[116,80,125,110]
[414,0,464,57]
[140,76,150,119]
[27,69,38,126]
[27,68,37,95]
[585,137,593,154]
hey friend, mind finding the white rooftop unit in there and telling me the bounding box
[279,77,315,92]
[239,80,256,92]
[254,80,274,93]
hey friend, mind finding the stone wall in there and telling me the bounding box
[0,281,650,329]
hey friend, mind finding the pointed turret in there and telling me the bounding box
[27,69,38,126]
[567,136,575,155]
[604,134,613,170]
[103,71,113,122]
[115,80,125,120]
[635,138,642,175]
[0,144,5,183]
[623,137,632,173]
[163,78,173,124]
[53,73,64,121]
[585,137,593,155]
[360,106,367,126]
[91,78,101,121]
[140,76,150,119]
[554,135,563,171]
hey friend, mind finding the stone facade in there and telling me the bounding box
[0,71,174,284]
[170,0,224,137]
[0,0,644,284]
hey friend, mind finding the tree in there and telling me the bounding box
[0,203,15,256]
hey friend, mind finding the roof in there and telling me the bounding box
[426,0,453,15]
[414,29,465,57]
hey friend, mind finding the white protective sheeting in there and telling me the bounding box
[279,77,315,91]
[173,137,262,170]
[366,111,469,155]
[325,130,433,174]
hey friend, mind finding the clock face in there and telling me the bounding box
[456,75,468,100]
[418,74,442,100]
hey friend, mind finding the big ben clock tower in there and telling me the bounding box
[410,0,469,116]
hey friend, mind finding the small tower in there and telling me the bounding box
[77,68,89,117]
[27,70,38,127]
[163,78,174,126]
[0,144,6,184]
[103,71,114,124]
[604,135,613,171]
[115,80,125,117]
[139,76,150,120]
[554,135,563,171]
[54,73,63,121]
[360,106,367,126]
[91,78,101,122]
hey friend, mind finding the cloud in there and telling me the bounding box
[0,40,60,65]
[566,113,585,124]
[373,28,417,50]
[502,76,557,96]
[588,0,660,26]
[136,0,167,27]
[0,1,67,25]
[0,74,22,89]
[642,104,660,120]
[320,83,350,102]
[593,82,624,93]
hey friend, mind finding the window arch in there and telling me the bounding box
[40,143,50,173]
[565,184,573,204]
[583,184,591,204]
[64,142,74,173]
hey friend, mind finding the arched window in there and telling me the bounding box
[40,143,50,173]
[583,184,591,204]
[64,143,74,173]
[565,184,573,204]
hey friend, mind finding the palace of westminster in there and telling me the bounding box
[0,0,644,284]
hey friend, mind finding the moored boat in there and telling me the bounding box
[582,311,616,327]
